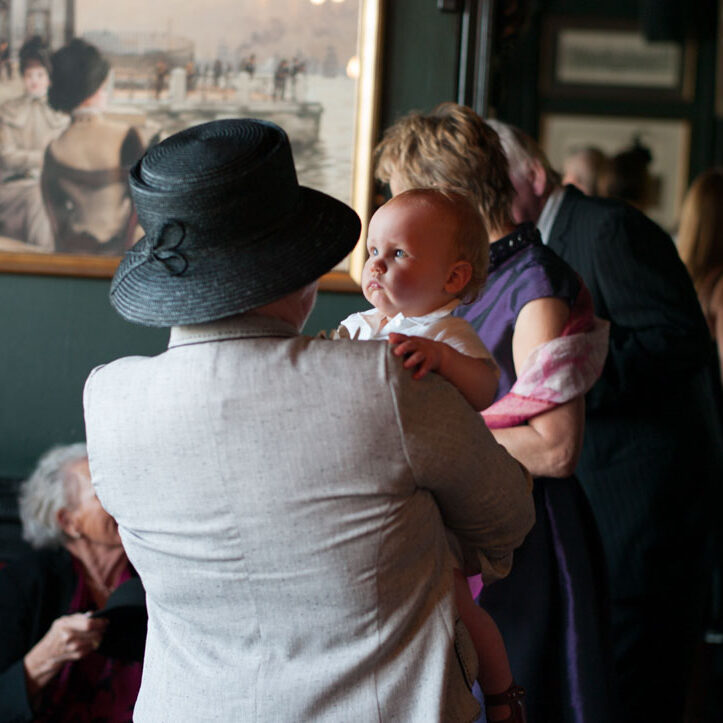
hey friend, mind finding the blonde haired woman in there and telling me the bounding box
[678,168,723,384]
[376,103,615,723]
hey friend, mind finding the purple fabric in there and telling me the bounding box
[454,223,579,400]
[457,225,619,722]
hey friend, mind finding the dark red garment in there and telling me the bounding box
[37,559,142,723]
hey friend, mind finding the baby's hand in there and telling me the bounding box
[388,333,447,380]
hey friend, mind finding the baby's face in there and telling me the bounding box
[362,197,459,319]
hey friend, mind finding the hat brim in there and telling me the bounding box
[110,187,361,327]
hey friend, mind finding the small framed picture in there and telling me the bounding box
[540,113,691,233]
[540,17,696,102]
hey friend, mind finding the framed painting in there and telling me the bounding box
[540,113,691,233]
[540,17,696,102]
[0,0,383,291]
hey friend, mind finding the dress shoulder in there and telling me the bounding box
[493,243,580,320]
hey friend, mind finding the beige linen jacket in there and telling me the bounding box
[84,314,534,722]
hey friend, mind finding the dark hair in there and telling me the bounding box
[19,35,51,75]
[48,39,110,114]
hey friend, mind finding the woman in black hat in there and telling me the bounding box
[40,38,146,255]
[83,118,533,722]
[0,36,67,249]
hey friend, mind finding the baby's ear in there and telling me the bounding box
[445,260,472,296]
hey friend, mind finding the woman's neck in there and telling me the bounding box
[65,538,128,607]
[488,224,518,244]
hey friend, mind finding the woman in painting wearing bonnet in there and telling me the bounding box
[0,35,67,249]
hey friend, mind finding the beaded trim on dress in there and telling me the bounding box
[488,222,541,271]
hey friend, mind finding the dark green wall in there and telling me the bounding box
[0,2,461,479]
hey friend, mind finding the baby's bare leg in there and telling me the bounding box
[453,570,519,722]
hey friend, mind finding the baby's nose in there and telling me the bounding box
[370,258,386,273]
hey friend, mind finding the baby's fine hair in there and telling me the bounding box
[389,188,488,303]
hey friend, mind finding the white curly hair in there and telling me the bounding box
[18,443,88,549]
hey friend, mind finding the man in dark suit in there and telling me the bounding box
[487,119,722,722]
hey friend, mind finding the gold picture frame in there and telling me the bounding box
[0,0,383,291]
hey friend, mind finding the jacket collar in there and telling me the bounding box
[168,313,299,348]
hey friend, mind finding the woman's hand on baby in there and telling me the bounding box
[388,333,448,380]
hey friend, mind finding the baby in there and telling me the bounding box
[339,189,523,722]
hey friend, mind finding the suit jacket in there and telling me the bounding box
[84,313,534,723]
[547,185,721,593]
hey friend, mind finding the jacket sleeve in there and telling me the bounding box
[388,354,535,583]
[0,563,37,723]
[585,204,712,410]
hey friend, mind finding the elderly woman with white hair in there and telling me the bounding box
[0,444,142,722]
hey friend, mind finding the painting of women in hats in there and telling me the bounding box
[0,36,67,249]
[0,0,376,278]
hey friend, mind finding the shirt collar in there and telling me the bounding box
[537,186,566,245]
[366,299,460,333]
[168,313,298,348]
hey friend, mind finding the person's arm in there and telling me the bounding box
[491,296,585,478]
[0,561,41,722]
[711,277,723,386]
[388,332,498,410]
[390,355,534,583]
[0,558,107,720]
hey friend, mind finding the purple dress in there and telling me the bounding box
[455,224,619,722]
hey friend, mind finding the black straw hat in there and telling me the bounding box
[110,119,361,327]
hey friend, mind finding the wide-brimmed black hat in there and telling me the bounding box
[48,38,109,113]
[110,119,361,327]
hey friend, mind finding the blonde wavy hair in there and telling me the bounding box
[19,443,88,549]
[677,168,723,289]
[387,188,489,303]
[374,102,515,235]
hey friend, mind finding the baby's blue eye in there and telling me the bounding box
[369,247,378,256]
[394,249,407,258]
